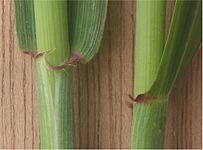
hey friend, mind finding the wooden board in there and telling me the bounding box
[0,0,201,149]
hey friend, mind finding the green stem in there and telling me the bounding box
[34,1,75,148]
[36,63,74,149]
[131,97,168,148]
[131,0,166,148]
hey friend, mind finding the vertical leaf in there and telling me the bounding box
[14,0,36,51]
[69,0,108,62]
[146,0,202,97]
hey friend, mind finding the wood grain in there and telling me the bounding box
[0,0,201,149]
[0,0,39,149]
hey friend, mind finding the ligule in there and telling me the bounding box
[69,0,108,63]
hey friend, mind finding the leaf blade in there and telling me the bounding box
[14,0,36,51]
[146,0,202,97]
[69,0,108,62]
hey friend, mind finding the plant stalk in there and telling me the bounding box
[131,1,166,148]
[34,1,75,148]
[132,0,201,148]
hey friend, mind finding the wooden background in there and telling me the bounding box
[0,0,201,149]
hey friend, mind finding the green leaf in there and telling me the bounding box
[14,0,36,51]
[146,0,202,97]
[69,0,108,63]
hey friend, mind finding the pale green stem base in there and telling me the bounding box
[131,97,168,149]
[36,60,75,149]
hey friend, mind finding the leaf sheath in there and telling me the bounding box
[131,1,166,148]
[34,1,75,148]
